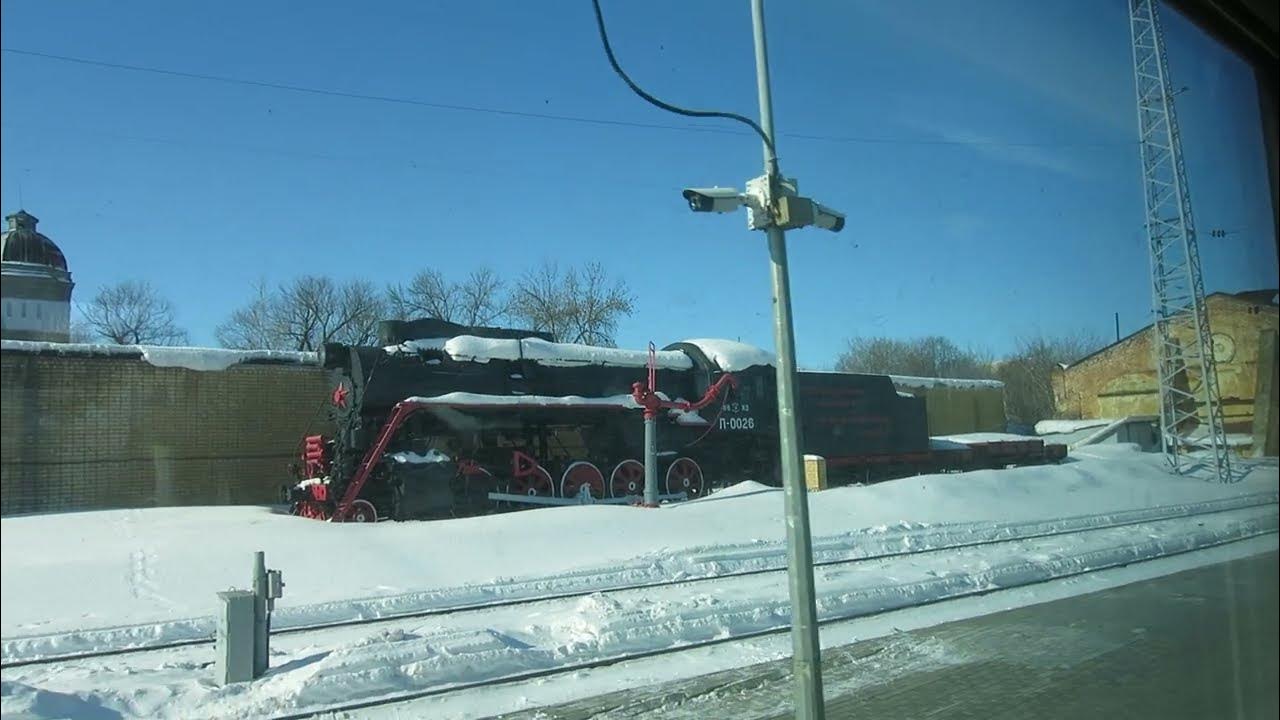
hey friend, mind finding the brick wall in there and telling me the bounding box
[1053,295,1279,436]
[0,350,331,515]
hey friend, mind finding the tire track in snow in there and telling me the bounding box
[119,511,171,609]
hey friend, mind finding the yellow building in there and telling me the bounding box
[891,375,1007,436]
[1053,290,1279,454]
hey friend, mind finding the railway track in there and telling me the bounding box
[266,515,1278,720]
[4,492,1274,670]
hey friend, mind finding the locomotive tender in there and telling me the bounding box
[287,318,1062,522]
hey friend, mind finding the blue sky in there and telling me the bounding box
[1,0,1274,367]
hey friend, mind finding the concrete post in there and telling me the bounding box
[215,590,256,685]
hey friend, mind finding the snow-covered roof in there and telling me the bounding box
[677,338,776,371]
[799,370,1002,390]
[389,335,693,370]
[0,340,318,372]
[889,374,1004,390]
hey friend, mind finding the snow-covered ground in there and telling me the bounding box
[930,431,1041,447]
[1,446,1276,719]
[1035,418,1115,435]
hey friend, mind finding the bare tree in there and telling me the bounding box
[835,336,994,379]
[68,317,97,343]
[79,280,188,345]
[387,267,507,327]
[214,280,277,350]
[509,261,634,345]
[997,333,1104,426]
[217,276,386,351]
[456,268,507,326]
[387,269,457,323]
[509,263,565,339]
[332,279,386,346]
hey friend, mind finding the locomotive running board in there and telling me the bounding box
[486,491,688,507]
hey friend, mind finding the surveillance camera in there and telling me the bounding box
[682,187,744,213]
[813,203,845,233]
[774,196,845,232]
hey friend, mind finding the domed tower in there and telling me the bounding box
[1,210,74,342]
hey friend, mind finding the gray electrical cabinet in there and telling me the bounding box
[215,590,256,685]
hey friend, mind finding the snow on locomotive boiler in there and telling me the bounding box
[287,318,1064,522]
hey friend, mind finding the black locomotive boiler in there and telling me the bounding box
[287,318,1061,522]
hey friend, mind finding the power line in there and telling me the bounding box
[0,120,699,197]
[0,120,440,169]
[589,0,775,155]
[1,47,752,140]
[0,46,1133,150]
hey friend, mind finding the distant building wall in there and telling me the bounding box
[1054,293,1279,442]
[1,210,75,343]
[1,294,71,342]
[0,347,331,515]
[890,377,1007,436]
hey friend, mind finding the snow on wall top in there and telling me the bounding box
[889,374,1005,390]
[678,338,776,371]
[0,339,318,372]
[139,347,318,372]
[390,335,693,370]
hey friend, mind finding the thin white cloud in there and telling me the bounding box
[850,1,1134,135]
[897,113,1097,181]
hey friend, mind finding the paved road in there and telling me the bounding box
[496,551,1278,720]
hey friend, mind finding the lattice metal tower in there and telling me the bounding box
[1128,0,1231,482]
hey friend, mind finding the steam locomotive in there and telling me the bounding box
[287,318,1059,522]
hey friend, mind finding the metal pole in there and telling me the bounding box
[643,414,659,505]
[750,1,825,717]
[252,551,268,677]
[1115,312,1121,343]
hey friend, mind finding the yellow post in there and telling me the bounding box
[803,455,827,491]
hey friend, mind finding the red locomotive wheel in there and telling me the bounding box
[665,457,704,498]
[341,499,378,523]
[510,466,555,497]
[560,461,605,499]
[295,500,332,520]
[610,459,645,498]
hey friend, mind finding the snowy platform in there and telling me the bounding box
[496,550,1278,720]
[0,447,1276,719]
